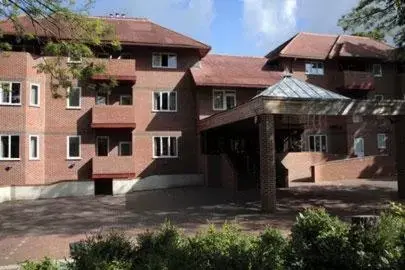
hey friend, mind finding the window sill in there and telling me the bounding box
[152,66,177,69]
[29,104,40,108]
[0,158,21,161]
[153,156,179,159]
[66,107,82,110]
[29,158,40,161]
[0,103,22,106]
[66,157,82,161]
[152,110,177,113]
[305,73,324,76]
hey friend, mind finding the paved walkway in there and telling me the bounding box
[0,179,401,266]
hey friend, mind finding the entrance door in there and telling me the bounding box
[354,137,365,157]
[96,136,109,156]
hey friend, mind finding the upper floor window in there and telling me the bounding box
[0,82,21,105]
[305,62,324,75]
[153,136,178,158]
[0,135,19,160]
[29,135,39,160]
[152,53,177,69]
[66,87,81,109]
[372,64,383,77]
[377,133,387,149]
[309,134,327,152]
[67,136,81,160]
[119,141,132,156]
[30,83,40,107]
[153,91,177,112]
[213,90,236,111]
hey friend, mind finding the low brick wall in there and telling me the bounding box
[312,155,395,182]
[278,152,345,182]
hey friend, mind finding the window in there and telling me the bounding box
[152,53,177,68]
[213,90,236,111]
[29,135,39,160]
[30,83,40,107]
[354,137,365,157]
[0,82,21,105]
[153,91,177,112]
[120,95,132,105]
[372,64,382,77]
[377,133,387,149]
[119,141,132,156]
[308,135,327,152]
[0,135,19,160]
[374,95,384,102]
[67,136,81,160]
[153,136,178,158]
[96,93,108,105]
[67,53,82,64]
[305,62,324,75]
[66,87,81,109]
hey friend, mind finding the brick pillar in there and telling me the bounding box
[395,116,405,198]
[259,114,276,212]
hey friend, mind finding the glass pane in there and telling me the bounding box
[154,137,161,156]
[1,136,9,158]
[225,95,236,109]
[162,93,168,110]
[68,88,80,107]
[69,137,80,157]
[11,83,20,104]
[309,136,315,151]
[97,137,108,156]
[162,137,169,156]
[168,55,177,68]
[30,136,38,158]
[120,143,131,156]
[10,136,19,158]
[315,136,321,152]
[214,91,224,109]
[305,63,312,74]
[152,54,161,67]
[170,137,177,156]
[1,83,10,103]
[169,92,176,111]
[154,93,161,110]
[161,54,168,67]
[31,85,39,105]
[321,136,327,152]
[120,96,132,105]
[96,94,107,105]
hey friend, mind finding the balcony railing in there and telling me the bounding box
[92,156,135,179]
[91,105,136,128]
[342,71,375,90]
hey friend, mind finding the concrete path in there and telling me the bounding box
[0,179,401,266]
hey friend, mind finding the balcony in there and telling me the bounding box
[90,58,136,82]
[92,156,135,179]
[91,105,136,128]
[342,71,375,90]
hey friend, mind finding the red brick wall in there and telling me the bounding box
[313,155,395,182]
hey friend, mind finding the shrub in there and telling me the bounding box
[21,257,60,270]
[288,207,350,270]
[68,230,134,270]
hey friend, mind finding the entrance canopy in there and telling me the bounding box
[199,76,405,132]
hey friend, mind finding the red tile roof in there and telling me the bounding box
[191,54,283,88]
[0,16,211,56]
[266,32,395,60]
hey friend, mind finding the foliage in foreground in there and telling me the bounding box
[22,203,405,270]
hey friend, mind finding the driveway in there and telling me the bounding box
[0,179,401,266]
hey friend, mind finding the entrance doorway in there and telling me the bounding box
[96,136,109,156]
[94,179,113,195]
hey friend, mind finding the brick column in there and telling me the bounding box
[395,116,405,198]
[259,114,276,212]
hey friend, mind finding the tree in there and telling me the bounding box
[338,0,405,48]
[0,0,120,97]
[352,29,386,42]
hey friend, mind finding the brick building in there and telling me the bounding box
[0,17,405,209]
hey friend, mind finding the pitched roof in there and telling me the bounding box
[265,32,394,60]
[190,54,283,88]
[255,75,349,100]
[0,16,211,56]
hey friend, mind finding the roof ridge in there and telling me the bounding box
[92,16,149,22]
[208,53,265,59]
[299,32,339,37]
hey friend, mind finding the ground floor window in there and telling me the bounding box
[308,134,327,152]
[67,136,81,159]
[354,137,365,157]
[119,141,132,156]
[377,133,387,149]
[153,136,178,158]
[0,135,19,160]
[29,135,39,160]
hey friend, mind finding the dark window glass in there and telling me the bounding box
[69,137,80,157]
[161,54,169,67]
[154,137,161,157]
[162,137,169,156]
[162,93,168,110]
[10,136,19,158]
[170,137,177,156]
[1,136,9,158]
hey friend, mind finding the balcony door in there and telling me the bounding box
[96,136,109,156]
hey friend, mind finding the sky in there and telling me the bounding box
[89,0,359,57]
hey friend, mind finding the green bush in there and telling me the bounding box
[21,257,60,270]
[288,207,350,270]
[68,230,134,270]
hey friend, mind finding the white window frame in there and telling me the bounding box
[29,135,40,160]
[66,135,81,160]
[67,53,82,64]
[96,136,109,156]
[29,83,40,107]
[372,64,383,77]
[212,89,237,111]
[153,136,178,158]
[119,141,132,156]
[377,133,387,149]
[152,52,177,69]
[305,62,324,76]
[152,91,177,112]
[0,134,20,161]
[308,134,328,152]
[0,81,21,106]
[120,95,132,105]
[66,87,82,109]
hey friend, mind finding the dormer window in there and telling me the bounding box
[152,53,177,69]
[305,62,324,75]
